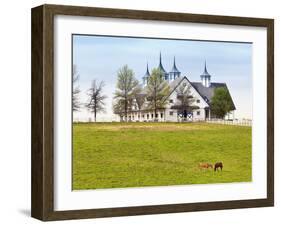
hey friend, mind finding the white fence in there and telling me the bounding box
[206,118,252,126]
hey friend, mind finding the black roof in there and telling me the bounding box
[140,74,236,111]
[191,82,236,110]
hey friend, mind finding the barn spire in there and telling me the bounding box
[169,56,181,80]
[145,62,150,76]
[200,60,211,87]
[158,52,168,80]
[142,62,150,85]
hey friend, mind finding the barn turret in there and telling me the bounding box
[142,63,150,86]
[169,56,181,81]
[200,61,211,87]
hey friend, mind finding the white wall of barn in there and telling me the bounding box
[127,77,210,122]
[165,77,209,121]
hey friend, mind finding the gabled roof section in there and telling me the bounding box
[139,75,235,110]
[167,76,210,107]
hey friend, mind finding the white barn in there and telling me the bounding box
[119,54,235,122]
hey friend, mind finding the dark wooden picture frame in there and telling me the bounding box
[31,4,274,221]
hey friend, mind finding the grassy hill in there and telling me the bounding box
[73,122,251,190]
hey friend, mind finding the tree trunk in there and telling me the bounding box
[124,97,127,122]
[94,98,97,122]
[154,89,157,122]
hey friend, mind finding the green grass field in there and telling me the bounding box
[73,122,251,190]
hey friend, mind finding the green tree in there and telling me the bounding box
[113,65,138,122]
[146,68,170,121]
[211,87,233,119]
[86,80,107,122]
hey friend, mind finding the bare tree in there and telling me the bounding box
[72,65,81,111]
[171,83,199,119]
[113,98,133,120]
[113,65,138,122]
[146,68,170,121]
[113,99,125,120]
[133,85,146,116]
[86,80,107,122]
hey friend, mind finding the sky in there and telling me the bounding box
[72,34,252,121]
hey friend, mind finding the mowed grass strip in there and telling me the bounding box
[73,122,252,190]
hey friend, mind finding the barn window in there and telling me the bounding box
[197,111,200,115]
[169,99,173,103]
[155,113,158,118]
[169,111,173,116]
[151,114,154,118]
[147,114,149,119]
[197,99,200,103]
[160,113,163,118]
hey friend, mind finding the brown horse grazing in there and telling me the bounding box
[198,163,213,170]
[214,162,223,172]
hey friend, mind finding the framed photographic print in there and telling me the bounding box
[31,4,274,221]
